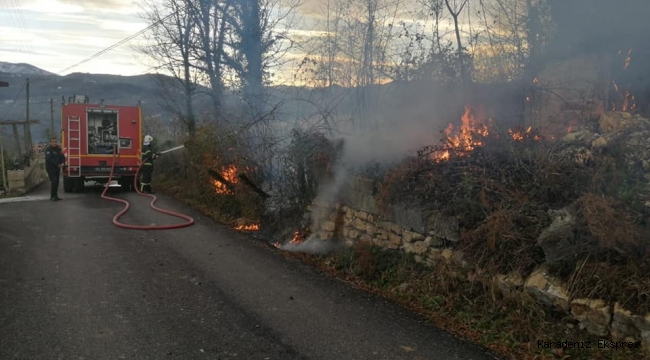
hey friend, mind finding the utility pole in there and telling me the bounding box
[0,132,6,193]
[25,78,32,154]
[0,80,8,193]
[50,98,54,136]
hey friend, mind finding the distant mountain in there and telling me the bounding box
[0,69,213,143]
[0,64,439,148]
[0,62,56,76]
[0,63,315,145]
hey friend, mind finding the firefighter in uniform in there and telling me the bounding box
[44,137,65,201]
[140,135,159,193]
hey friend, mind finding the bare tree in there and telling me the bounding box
[303,0,347,89]
[444,0,470,84]
[186,0,232,119]
[426,0,446,54]
[222,0,302,118]
[467,0,531,82]
[138,0,200,138]
[322,0,344,88]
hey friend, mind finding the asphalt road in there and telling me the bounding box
[0,181,501,360]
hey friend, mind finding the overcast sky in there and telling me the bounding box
[0,0,156,75]
[0,0,475,81]
[0,0,331,84]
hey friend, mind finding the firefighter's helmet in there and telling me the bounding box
[144,135,153,145]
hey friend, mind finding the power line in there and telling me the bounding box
[0,0,27,55]
[57,5,187,76]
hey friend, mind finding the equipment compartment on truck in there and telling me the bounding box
[87,109,119,155]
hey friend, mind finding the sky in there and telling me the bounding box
[0,0,478,82]
[0,0,154,75]
[0,0,332,82]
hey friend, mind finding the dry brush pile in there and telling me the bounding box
[155,123,266,224]
[155,123,344,238]
[155,111,650,314]
[377,111,650,313]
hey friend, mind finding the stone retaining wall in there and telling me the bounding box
[306,175,650,355]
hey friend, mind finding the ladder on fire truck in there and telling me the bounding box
[66,116,82,177]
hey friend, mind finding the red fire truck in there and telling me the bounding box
[60,95,142,193]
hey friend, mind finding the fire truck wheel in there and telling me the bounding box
[120,177,134,192]
[63,177,74,193]
[73,177,85,192]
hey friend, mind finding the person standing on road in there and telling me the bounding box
[140,135,159,194]
[44,137,65,201]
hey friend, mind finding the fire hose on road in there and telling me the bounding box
[101,145,195,230]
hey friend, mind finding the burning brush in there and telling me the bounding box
[273,228,311,249]
[508,126,542,142]
[233,217,261,232]
[208,166,270,199]
[235,223,260,231]
[418,105,543,160]
[421,105,490,162]
[208,167,237,195]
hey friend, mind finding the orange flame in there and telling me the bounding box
[509,126,530,141]
[290,231,305,245]
[429,105,543,161]
[235,224,260,231]
[611,48,636,112]
[274,229,309,249]
[508,126,541,142]
[624,48,632,70]
[431,105,489,161]
[212,164,239,194]
[622,91,636,112]
[611,81,637,112]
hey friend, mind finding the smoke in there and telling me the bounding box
[546,0,650,57]
[272,0,650,254]
[274,83,465,255]
[336,121,441,167]
[278,237,346,255]
[282,151,351,255]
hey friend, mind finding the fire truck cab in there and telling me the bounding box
[61,95,143,192]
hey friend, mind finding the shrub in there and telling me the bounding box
[376,125,649,278]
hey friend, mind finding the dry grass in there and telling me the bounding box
[567,260,650,314]
[155,125,267,226]
[577,193,642,253]
[460,206,545,275]
[376,125,650,305]
[545,193,650,313]
[299,244,642,360]
[156,120,650,359]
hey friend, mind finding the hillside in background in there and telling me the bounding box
[0,62,318,144]
[0,62,219,143]
[0,62,337,144]
[0,62,522,157]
